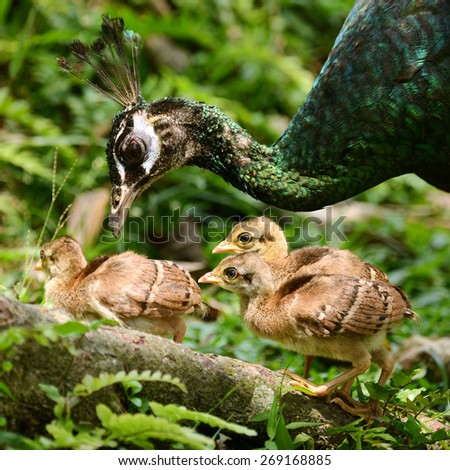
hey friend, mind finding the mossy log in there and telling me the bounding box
[0,295,356,449]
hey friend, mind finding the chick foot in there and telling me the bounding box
[331,390,383,419]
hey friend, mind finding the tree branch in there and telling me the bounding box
[0,295,355,449]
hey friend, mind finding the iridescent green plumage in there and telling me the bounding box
[59,1,450,235]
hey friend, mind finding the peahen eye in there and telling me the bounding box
[122,137,146,164]
[224,268,238,280]
[238,232,252,245]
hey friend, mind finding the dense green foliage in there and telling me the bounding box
[0,0,449,449]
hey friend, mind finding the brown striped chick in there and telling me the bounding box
[199,253,417,417]
[213,216,389,378]
[35,237,209,343]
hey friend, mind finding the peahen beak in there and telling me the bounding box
[198,272,220,285]
[212,241,236,254]
[109,184,140,239]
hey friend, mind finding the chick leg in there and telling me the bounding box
[303,355,314,379]
[372,347,395,386]
[172,319,187,344]
[287,356,372,400]
[333,348,394,418]
[339,378,355,395]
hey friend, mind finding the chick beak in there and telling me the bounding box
[34,260,43,271]
[212,241,236,254]
[198,272,220,285]
[109,184,140,239]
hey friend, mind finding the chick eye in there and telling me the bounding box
[224,268,238,280]
[238,232,252,245]
[122,137,146,164]
[40,250,45,261]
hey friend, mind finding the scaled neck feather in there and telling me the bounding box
[174,100,358,211]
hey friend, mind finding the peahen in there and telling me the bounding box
[59,0,450,237]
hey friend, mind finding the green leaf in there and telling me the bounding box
[88,319,119,329]
[427,428,450,444]
[0,430,45,450]
[53,321,90,336]
[267,392,280,440]
[96,403,112,425]
[328,417,365,433]
[274,413,293,450]
[264,439,278,450]
[395,387,426,402]
[251,410,270,422]
[365,382,398,400]
[0,327,28,351]
[130,397,143,408]
[123,380,143,396]
[53,399,66,421]
[391,370,416,388]
[403,414,422,437]
[2,361,13,372]
[39,384,61,402]
[373,433,398,444]
[0,382,14,400]
[293,432,314,446]
[288,384,319,396]
[286,421,322,430]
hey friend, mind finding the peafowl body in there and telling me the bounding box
[60,0,450,236]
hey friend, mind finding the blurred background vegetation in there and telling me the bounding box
[1,0,449,406]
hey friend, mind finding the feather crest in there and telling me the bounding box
[57,15,142,107]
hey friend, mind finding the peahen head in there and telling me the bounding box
[105,93,250,236]
[106,97,201,237]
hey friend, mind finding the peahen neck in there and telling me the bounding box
[162,99,398,211]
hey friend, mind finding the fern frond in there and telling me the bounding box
[96,404,213,450]
[72,370,186,397]
[150,402,257,436]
